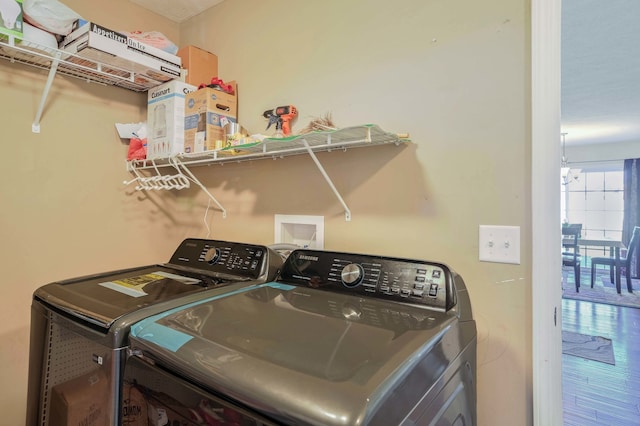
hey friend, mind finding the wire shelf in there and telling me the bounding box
[0,35,154,91]
[126,125,410,221]
[129,124,410,170]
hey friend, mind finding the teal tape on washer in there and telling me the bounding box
[134,323,193,352]
[266,282,296,291]
[130,282,295,352]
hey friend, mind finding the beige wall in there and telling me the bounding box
[1,0,533,424]
[0,1,182,424]
[182,1,531,425]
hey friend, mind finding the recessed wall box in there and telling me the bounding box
[275,215,324,249]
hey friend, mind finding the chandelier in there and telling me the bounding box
[561,132,580,185]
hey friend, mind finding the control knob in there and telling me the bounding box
[341,263,364,287]
[203,247,221,264]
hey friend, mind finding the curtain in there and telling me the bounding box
[623,159,640,277]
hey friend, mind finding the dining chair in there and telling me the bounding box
[562,224,582,292]
[590,226,640,293]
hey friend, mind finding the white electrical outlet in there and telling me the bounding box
[479,225,521,264]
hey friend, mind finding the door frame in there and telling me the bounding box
[531,0,563,424]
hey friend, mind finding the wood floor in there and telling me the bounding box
[563,298,640,425]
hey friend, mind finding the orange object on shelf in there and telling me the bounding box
[177,45,219,86]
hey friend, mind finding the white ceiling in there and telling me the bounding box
[562,0,640,146]
[129,0,224,23]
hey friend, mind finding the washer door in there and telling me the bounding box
[34,266,211,329]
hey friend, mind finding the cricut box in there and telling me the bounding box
[184,83,237,154]
[147,80,197,159]
[0,0,23,40]
[49,369,109,425]
[177,45,218,86]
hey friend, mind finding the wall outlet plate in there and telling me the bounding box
[479,225,521,264]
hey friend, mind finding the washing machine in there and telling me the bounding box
[125,248,477,426]
[25,238,283,426]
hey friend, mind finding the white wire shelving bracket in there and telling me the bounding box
[125,157,227,219]
[301,138,352,221]
[0,34,153,133]
[126,125,410,221]
[174,158,227,219]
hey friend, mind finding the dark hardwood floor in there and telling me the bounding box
[562,298,640,425]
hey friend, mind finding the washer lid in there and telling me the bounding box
[130,282,459,425]
[33,239,281,331]
[34,265,217,329]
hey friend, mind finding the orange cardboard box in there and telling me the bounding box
[49,369,109,426]
[177,45,219,86]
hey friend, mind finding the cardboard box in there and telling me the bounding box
[147,80,197,159]
[0,0,23,40]
[184,84,237,153]
[177,45,218,86]
[49,369,109,426]
[60,22,182,90]
[122,383,148,425]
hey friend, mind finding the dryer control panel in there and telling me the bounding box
[169,239,273,280]
[279,249,455,311]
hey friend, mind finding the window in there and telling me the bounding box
[562,163,624,263]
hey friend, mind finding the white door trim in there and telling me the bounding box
[531,0,563,424]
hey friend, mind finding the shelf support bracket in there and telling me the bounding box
[32,52,62,133]
[302,139,352,221]
[174,158,227,219]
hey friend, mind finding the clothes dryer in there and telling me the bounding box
[26,238,283,426]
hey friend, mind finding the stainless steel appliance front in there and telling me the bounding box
[126,249,477,425]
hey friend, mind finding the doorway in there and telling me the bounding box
[533,0,640,424]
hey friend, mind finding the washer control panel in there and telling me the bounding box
[169,239,268,280]
[279,249,453,310]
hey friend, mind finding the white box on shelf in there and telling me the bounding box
[60,22,181,89]
[146,80,197,160]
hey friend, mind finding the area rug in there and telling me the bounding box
[562,330,615,365]
[562,267,640,309]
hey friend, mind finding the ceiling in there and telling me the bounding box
[562,0,640,146]
[129,0,224,23]
[130,0,637,147]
